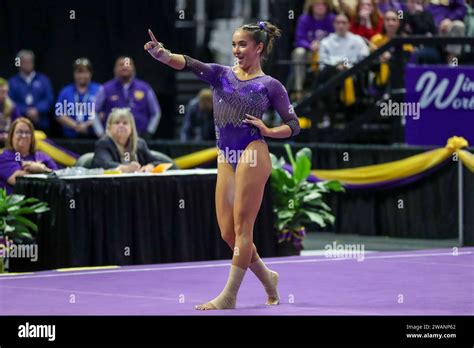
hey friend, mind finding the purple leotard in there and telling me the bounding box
[183,55,300,171]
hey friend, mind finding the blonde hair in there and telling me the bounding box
[198,88,213,110]
[0,78,14,119]
[106,108,138,162]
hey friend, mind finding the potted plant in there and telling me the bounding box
[270,144,344,256]
[0,188,49,273]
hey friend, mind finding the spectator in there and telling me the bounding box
[0,78,21,143]
[319,14,369,71]
[180,88,215,141]
[0,117,57,194]
[370,10,413,87]
[350,0,384,40]
[92,108,163,173]
[8,50,54,132]
[426,0,467,27]
[426,0,466,61]
[55,58,101,138]
[291,0,336,101]
[371,10,413,55]
[317,13,369,126]
[94,57,161,138]
[403,0,437,35]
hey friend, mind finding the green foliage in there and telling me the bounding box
[0,188,49,243]
[270,144,344,237]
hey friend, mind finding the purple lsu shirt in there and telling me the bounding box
[0,149,58,194]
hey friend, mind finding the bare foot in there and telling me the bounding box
[265,271,280,305]
[195,296,236,310]
[195,302,218,310]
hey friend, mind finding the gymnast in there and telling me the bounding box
[144,21,300,310]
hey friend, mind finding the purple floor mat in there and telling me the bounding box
[1,248,473,315]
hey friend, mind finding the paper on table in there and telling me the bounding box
[152,163,173,173]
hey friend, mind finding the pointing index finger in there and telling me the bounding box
[148,29,158,43]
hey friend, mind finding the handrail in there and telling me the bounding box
[294,36,474,114]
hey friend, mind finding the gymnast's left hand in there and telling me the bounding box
[243,114,271,136]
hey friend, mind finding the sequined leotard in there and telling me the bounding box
[183,55,300,170]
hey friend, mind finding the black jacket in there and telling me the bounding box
[403,12,437,36]
[92,135,162,169]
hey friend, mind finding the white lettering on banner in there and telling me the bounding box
[415,72,474,110]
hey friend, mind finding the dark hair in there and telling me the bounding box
[238,21,282,60]
[115,56,135,67]
[73,57,93,73]
[381,10,401,36]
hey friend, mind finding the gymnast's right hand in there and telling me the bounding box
[144,29,168,61]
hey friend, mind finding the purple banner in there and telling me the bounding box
[405,65,474,146]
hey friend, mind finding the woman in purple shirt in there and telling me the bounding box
[291,0,335,100]
[0,117,58,194]
[145,21,300,310]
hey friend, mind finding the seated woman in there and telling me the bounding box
[370,10,413,88]
[291,0,335,101]
[92,107,162,173]
[349,0,384,40]
[0,117,58,194]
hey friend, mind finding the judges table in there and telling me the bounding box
[12,169,277,272]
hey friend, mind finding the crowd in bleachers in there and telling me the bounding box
[288,0,473,104]
[0,0,473,142]
[0,52,161,143]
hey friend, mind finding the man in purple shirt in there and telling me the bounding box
[291,0,335,100]
[426,0,467,26]
[94,57,161,137]
[426,0,467,60]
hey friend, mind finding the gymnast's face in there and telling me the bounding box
[232,30,264,70]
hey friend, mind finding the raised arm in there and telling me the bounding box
[144,29,186,69]
[144,29,225,87]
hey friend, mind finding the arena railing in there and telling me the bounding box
[283,36,474,144]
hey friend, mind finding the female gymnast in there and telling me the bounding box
[144,21,300,310]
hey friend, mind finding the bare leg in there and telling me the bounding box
[213,160,278,304]
[195,141,278,310]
